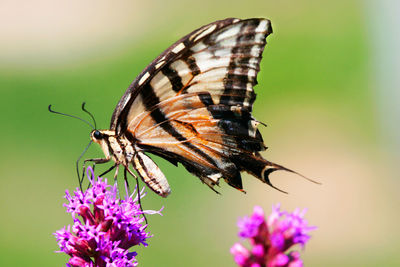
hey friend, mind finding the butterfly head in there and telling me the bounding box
[90,129,104,142]
[89,129,123,162]
[90,129,108,155]
[90,129,116,143]
[89,129,114,154]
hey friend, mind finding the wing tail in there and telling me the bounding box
[232,153,320,193]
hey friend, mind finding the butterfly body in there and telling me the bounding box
[91,129,172,197]
[90,18,295,197]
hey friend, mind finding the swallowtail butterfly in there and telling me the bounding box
[87,18,309,197]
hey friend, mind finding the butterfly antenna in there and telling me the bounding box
[81,102,97,129]
[76,140,93,191]
[48,105,95,129]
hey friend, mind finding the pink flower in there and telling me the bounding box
[231,205,315,267]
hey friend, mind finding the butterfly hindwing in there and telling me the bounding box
[111,18,287,192]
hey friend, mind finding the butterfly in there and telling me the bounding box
[86,18,311,197]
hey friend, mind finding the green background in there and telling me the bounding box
[1,0,399,266]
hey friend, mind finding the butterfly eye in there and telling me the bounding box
[93,130,103,140]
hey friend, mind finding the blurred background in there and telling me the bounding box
[0,0,399,266]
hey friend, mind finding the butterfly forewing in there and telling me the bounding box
[110,18,240,133]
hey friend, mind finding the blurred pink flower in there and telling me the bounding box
[231,205,316,267]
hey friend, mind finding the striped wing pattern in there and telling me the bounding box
[112,18,287,193]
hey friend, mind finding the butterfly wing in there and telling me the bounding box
[112,18,287,192]
[111,18,243,133]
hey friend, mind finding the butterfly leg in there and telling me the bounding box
[125,165,138,179]
[124,166,145,211]
[201,177,222,195]
[123,167,130,195]
[81,157,111,189]
[113,164,119,183]
[98,163,117,178]
[124,166,148,225]
[84,157,111,172]
[125,166,140,197]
